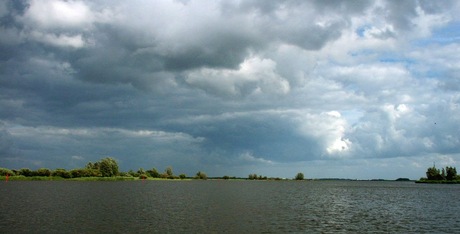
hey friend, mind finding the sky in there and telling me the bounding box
[1,0,460,180]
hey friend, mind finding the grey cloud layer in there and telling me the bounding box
[1,0,460,178]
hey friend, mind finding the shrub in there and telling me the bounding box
[295,172,304,180]
[195,171,207,180]
[18,168,33,177]
[36,168,52,177]
[0,168,15,176]
[147,168,160,178]
[52,168,72,178]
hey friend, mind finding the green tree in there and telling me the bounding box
[18,168,33,177]
[98,157,119,177]
[128,169,138,177]
[52,168,71,178]
[179,174,187,179]
[248,174,257,180]
[0,168,15,176]
[295,172,304,180]
[36,168,52,177]
[446,166,457,180]
[195,171,207,180]
[426,166,443,180]
[70,168,96,178]
[147,168,160,178]
[86,162,94,169]
[137,168,146,176]
[166,166,173,176]
[165,166,173,178]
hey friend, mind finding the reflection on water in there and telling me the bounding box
[1,180,460,233]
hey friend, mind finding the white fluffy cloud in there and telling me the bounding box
[20,0,95,30]
[185,56,290,97]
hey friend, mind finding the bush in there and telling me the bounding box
[36,168,52,177]
[147,168,160,178]
[0,168,15,176]
[70,168,98,178]
[18,168,33,177]
[52,168,72,178]
[295,172,304,180]
[195,171,207,180]
[165,166,173,177]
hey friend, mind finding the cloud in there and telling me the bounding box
[1,0,460,179]
[29,31,86,48]
[0,1,8,17]
[20,0,95,30]
[185,56,290,97]
[239,152,273,165]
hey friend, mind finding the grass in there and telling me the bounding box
[1,176,65,181]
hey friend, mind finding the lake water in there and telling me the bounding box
[1,180,459,233]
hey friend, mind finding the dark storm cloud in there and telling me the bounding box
[1,0,460,179]
[167,111,323,163]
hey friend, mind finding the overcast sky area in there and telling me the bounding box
[1,0,460,179]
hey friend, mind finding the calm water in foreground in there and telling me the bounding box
[1,180,459,233]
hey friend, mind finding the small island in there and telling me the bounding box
[416,165,460,184]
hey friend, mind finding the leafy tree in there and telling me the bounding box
[426,166,442,180]
[165,166,173,177]
[446,166,457,180]
[137,168,146,176]
[52,168,71,178]
[179,174,187,179]
[70,169,83,178]
[70,168,98,178]
[222,175,230,180]
[36,168,52,177]
[18,168,33,177]
[147,168,160,178]
[86,162,94,169]
[0,168,15,176]
[98,157,119,177]
[128,169,138,177]
[195,171,207,180]
[295,172,304,180]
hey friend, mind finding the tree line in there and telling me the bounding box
[0,157,307,181]
[0,157,208,180]
[247,172,304,180]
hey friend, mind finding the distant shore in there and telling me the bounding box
[415,179,460,184]
[2,175,417,182]
[0,176,181,181]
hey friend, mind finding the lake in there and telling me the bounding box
[1,180,459,233]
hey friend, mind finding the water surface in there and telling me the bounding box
[1,180,459,233]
